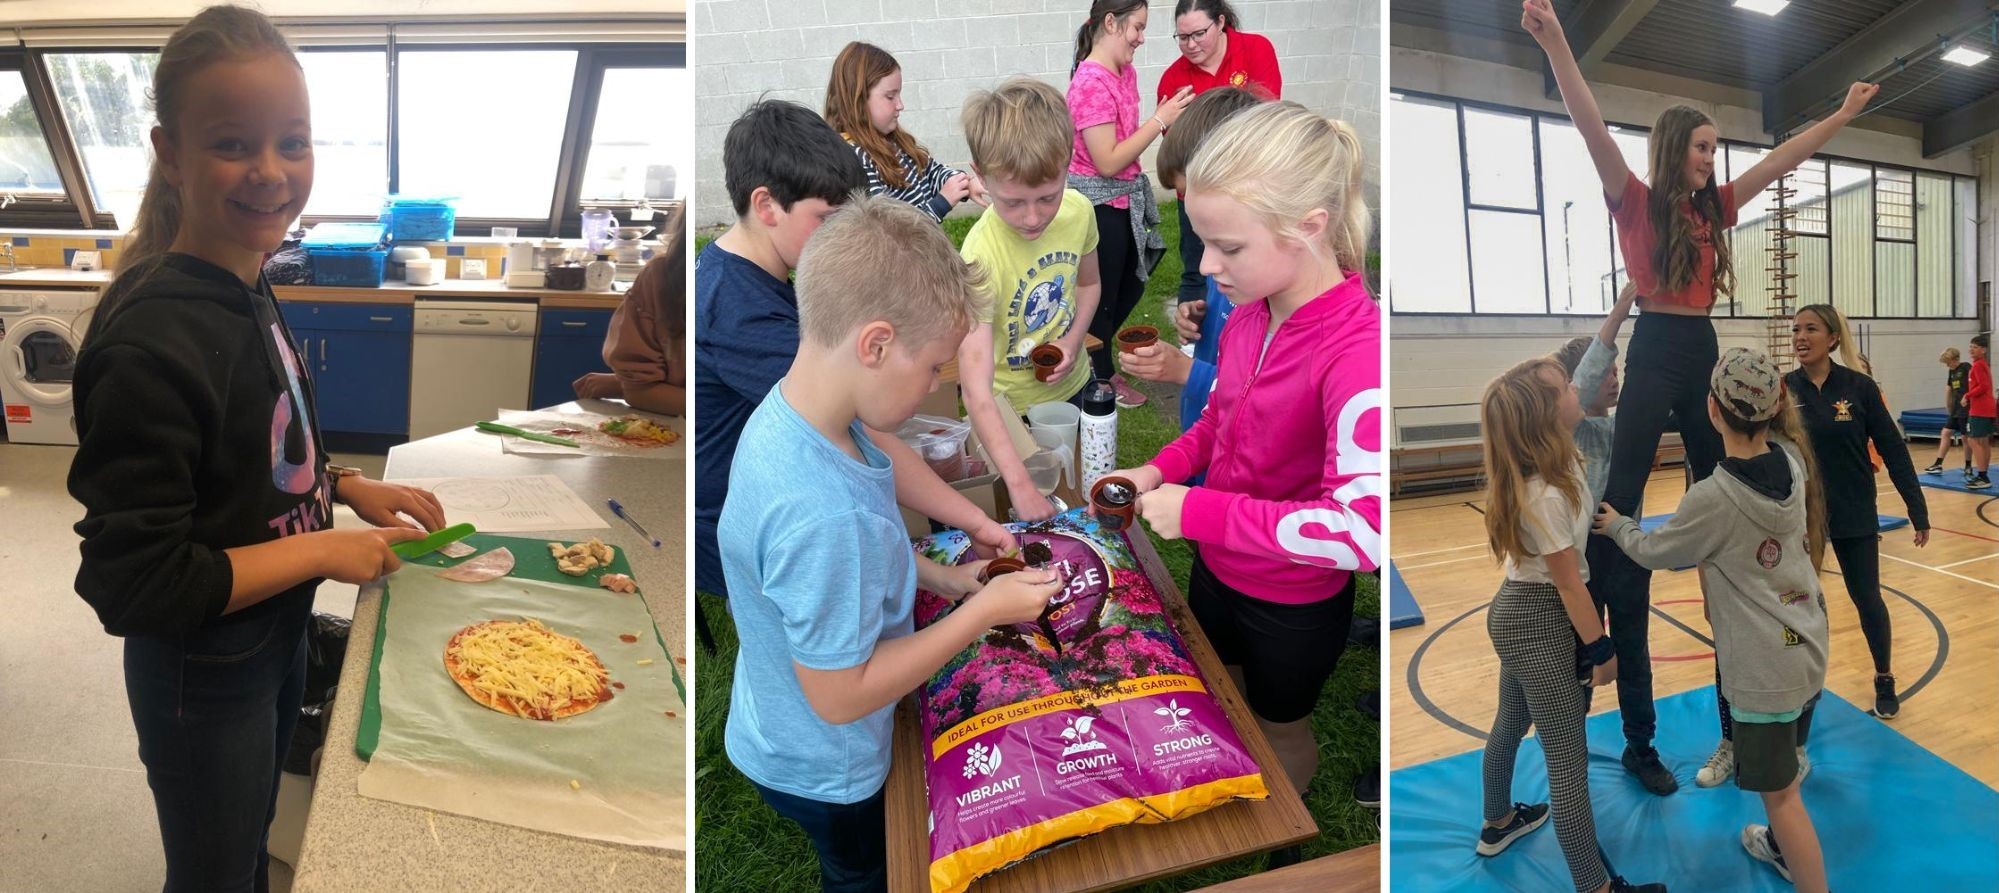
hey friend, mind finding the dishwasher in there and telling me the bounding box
[409,300,539,440]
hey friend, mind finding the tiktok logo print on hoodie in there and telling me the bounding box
[269,322,319,495]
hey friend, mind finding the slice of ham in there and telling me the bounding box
[439,547,516,583]
[438,541,477,559]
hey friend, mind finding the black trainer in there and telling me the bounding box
[1609,877,1669,893]
[1970,474,1993,490]
[1922,461,1944,474]
[1622,744,1679,795]
[1872,673,1900,719]
[1476,802,1549,856]
[1353,765,1380,808]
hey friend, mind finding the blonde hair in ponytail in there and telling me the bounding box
[91,5,298,336]
[1184,101,1370,282]
[1798,304,1862,372]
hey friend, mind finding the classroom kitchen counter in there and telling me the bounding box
[292,399,687,892]
[0,267,628,308]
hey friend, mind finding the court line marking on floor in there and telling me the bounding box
[1936,553,1999,570]
[1398,554,1489,572]
[1881,552,1999,591]
[1396,542,1486,559]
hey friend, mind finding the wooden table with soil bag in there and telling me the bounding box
[884,528,1318,893]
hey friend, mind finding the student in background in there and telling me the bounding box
[1925,347,1974,478]
[1067,0,1195,409]
[822,41,979,222]
[572,216,686,415]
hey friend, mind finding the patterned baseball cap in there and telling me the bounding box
[1711,347,1785,422]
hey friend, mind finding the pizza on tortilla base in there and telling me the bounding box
[444,619,612,720]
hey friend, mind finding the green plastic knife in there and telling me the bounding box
[475,420,579,447]
[392,522,478,559]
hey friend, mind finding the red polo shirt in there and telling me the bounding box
[1157,29,1282,103]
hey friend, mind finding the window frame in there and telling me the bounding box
[1388,88,1979,321]
[0,39,685,239]
[0,49,114,229]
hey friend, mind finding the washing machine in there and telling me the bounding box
[0,290,92,446]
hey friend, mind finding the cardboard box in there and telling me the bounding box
[901,422,1005,538]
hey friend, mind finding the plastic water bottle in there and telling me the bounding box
[1079,378,1119,491]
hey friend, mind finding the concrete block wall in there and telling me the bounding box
[695,0,1380,227]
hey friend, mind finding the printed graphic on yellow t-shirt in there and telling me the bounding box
[960,189,1101,409]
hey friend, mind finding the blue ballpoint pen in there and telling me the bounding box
[607,499,663,549]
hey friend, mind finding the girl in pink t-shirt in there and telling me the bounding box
[1067,0,1193,409]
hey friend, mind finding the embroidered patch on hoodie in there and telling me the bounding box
[1782,626,1802,647]
[1779,590,1809,607]
[1757,537,1782,569]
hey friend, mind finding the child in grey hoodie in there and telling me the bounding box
[1594,347,1831,892]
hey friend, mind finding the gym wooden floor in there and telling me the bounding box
[1389,465,1999,787]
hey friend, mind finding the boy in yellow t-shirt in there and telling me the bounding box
[956,78,1103,521]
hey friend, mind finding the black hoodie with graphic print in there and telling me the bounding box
[68,253,333,639]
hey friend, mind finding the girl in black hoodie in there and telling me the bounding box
[67,8,442,891]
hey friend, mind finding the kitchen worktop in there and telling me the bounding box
[291,399,687,892]
[0,267,628,308]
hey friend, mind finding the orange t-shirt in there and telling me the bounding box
[1608,171,1738,309]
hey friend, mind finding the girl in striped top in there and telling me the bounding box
[823,41,976,222]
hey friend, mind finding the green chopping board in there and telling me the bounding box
[355,533,684,760]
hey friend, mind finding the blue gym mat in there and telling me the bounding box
[1916,465,1998,495]
[1388,688,1999,891]
[1899,407,1951,437]
[1389,561,1425,629]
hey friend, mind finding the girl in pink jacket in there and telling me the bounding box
[1109,101,1381,798]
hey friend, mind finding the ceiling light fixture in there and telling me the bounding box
[1733,0,1790,16]
[1943,45,1990,66]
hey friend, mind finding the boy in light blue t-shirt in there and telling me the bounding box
[721,195,1060,893]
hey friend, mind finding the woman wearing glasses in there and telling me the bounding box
[1156,0,1283,312]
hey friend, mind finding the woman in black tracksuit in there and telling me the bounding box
[1783,305,1929,719]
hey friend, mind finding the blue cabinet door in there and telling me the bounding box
[313,329,412,435]
[282,304,414,436]
[532,309,613,409]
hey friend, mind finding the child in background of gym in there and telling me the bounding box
[1102,103,1380,871]
[822,41,979,222]
[1596,348,1831,892]
[1965,334,1994,489]
[721,195,1060,893]
[1548,282,1678,794]
[1117,85,1263,433]
[1471,358,1662,893]
[1924,347,1973,477]
[1068,0,1195,409]
[68,8,440,890]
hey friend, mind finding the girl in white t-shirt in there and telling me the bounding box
[1472,357,1662,893]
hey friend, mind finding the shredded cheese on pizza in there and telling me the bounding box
[447,619,609,720]
[599,415,680,446]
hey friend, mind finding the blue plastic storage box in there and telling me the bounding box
[303,223,388,287]
[382,196,457,242]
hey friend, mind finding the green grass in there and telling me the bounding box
[694,201,1379,891]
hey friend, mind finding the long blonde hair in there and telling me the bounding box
[1185,100,1370,282]
[1646,106,1734,299]
[90,5,300,338]
[1797,303,1862,373]
[1481,357,1585,567]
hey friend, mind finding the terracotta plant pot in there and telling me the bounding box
[1090,475,1138,532]
[1030,344,1064,382]
[1115,325,1158,354]
[978,556,1028,585]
